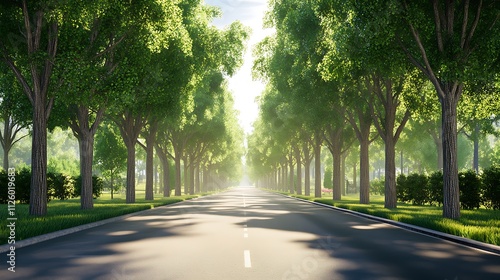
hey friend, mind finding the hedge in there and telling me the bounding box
[371,166,500,210]
[0,168,103,204]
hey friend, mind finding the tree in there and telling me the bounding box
[94,122,126,199]
[394,0,500,219]
[0,0,64,215]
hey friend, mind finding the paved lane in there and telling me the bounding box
[2,187,500,279]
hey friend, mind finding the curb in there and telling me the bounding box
[0,194,210,254]
[278,193,500,256]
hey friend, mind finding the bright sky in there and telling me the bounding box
[204,0,274,135]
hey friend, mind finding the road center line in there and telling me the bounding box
[244,250,251,268]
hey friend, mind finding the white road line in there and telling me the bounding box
[244,250,251,268]
[244,233,248,238]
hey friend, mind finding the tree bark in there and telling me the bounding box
[174,153,182,196]
[303,141,311,196]
[324,126,344,200]
[143,121,158,200]
[155,143,171,197]
[295,145,302,195]
[30,98,48,216]
[440,88,461,219]
[314,131,322,198]
[473,122,480,173]
[289,151,294,194]
[359,137,370,204]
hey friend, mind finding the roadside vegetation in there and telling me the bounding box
[0,191,214,245]
[276,191,500,246]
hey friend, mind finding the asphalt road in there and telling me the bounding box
[2,187,500,280]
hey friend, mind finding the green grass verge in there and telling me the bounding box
[284,192,500,246]
[0,192,213,245]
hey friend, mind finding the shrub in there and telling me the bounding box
[481,166,500,210]
[48,173,75,200]
[406,173,429,205]
[458,170,481,210]
[396,174,409,202]
[370,177,385,195]
[323,169,332,189]
[73,175,104,199]
[428,171,443,206]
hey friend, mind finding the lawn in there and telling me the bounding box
[285,192,500,246]
[0,192,210,245]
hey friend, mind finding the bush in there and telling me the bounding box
[48,173,75,200]
[481,166,500,210]
[73,175,104,199]
[458,170,481,210]
[396,174,409,202]
[323,169,332,189]
[370,177,385,195]
[406,173,429,205]
[428,171,443,206]
[0,168,39,204]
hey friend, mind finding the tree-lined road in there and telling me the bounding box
[2,187,500,279]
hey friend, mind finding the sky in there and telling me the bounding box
[204,0,274,135]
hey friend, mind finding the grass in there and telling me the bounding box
[283,192,500,246]
[0,191,214,245]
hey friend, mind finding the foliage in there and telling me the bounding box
[428,171,444,207]
[370,177,385,196]
[47,173,75,201]
[397,173,429,205]
[73,175,104,199]
[481,166,500,210]
[459,170,482,210]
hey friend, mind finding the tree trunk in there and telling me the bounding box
[116,112,144,204]
[314,131,322,198]
[78,133,95,209]
[144,122,158,201]
[289,151,294,194]
[183,156,188,195]
[30,99,48,216]
[303,142,311,196]
[69,106,105,210]
[332,147,341,200]
[359,138,370,204]
[341,152,346,196]
[353,162,357,194]
[125,141,136,203]
[174,154,182,196]
[155,143,171,197]
[189,159,195,195]
[295,146,302,195]
[440,90,461,219]
[195,163,201,193]
[473,122,480,173]
[384,135,397,208]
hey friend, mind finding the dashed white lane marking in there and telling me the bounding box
[244,250,252,268]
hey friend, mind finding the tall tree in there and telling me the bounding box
[0,0,63,215]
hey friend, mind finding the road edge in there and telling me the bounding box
[276,192,500,256]
[0,193,213,253]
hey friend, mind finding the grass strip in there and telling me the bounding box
[0,193,209,245]
[285,192,500,246]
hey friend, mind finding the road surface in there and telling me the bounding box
[2,187,500,279]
